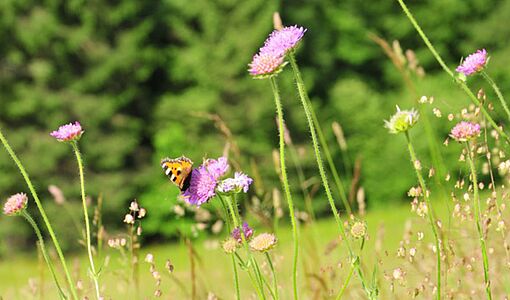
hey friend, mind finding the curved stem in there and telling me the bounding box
[0,129,79,300]
[288,53,373,299]
[404,132,441,300]
[71,142,100,299]
[265,252,280,300]
[465,143,493,300]
[481,71,510,122]
[336,259,356,300]
[22,211,67,300]
[217,195,241,300]
[396,0,510,144]
[269,77,299,300]
[222,194,266,299]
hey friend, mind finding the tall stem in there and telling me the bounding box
[265,252,280,300]
[396,0,510,144]
[223,195,266,299]
[465,143,493,300]
[481,71,510,122]
[288,53,373,299]
[71,142,100,299]
[269,77,299,300]
[217,196,241,300]
[404,132,441,299]
[22,211,67,300]
[0,129,78,300]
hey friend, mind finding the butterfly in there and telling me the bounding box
[161,156,194,191]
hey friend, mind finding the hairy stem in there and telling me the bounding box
[288,53,373,299]
[0,129,78,300]
[71,142,100,299]
[265,252,280,300]
[465,143,492,300]
[22,211,67,300]
[481,71,510,123]
[404,131,441,299]
[270,77,299,300]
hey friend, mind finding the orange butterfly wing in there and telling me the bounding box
[161,156,193,191]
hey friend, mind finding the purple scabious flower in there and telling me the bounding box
[456,49,488,76]
[3,193,28,216]
[450,121,481,142]
[204,157,229,179]
[180,157,229,206]
[50,122,84,142]
[261,25,307,57]
[217,172,253,193]
[231,222,254,243]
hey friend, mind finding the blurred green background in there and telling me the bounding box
[1,0,508,254]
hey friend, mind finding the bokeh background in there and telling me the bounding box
[1,0,508,255]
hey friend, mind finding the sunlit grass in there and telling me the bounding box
[0,202,436,299]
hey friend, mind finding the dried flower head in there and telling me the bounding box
[231,222,254,243]
[217,172,254,194]
[384,106,419,134]
[3,193,28,216]
[456,49,488,76]
[350,221,367,239]
[450,121,481,142]
[249,233,277,252]
[50,122,84,142]
[261,25,307,57]
[222,238,238,254]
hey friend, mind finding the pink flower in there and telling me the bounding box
[456,49,488,76]
[260,25,307,57]
[450,121,481,142]
[248,53,286,77]
[3,193,28,216]
[50,122,84,142]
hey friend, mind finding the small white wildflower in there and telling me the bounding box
[123,214,135,224]
[145,253,154,263]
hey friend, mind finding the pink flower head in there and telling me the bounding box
[3,193,28,216]
[50,122,84,142]
[231,222,254,243]
[204,157,229,179]
[261,25,307,57]
[450,121,481,142]
[456,49,488,76]
[248,52,286,78]
[180,157,229,206]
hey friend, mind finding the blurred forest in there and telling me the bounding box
[1,0,509,253]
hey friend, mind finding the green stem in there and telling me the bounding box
[286,59,351,215]
[396,0,510,144]
[309,98,352,215]
[404,131,441,300]
[481,71,510,122]
[335,259,356,300]
[269,77,299,300]
[222,194,266,299]
[265,252,279,300]
[218,195,241,300]
[0,129,79,300]
[231,254,241,300]
[71,142,101,299]
[465,143,493,300]
[288,53,373,299]
[22,211,67,300]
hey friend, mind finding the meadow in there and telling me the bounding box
[2,0,510,299]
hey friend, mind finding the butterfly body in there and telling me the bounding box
[161,156,193,191]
